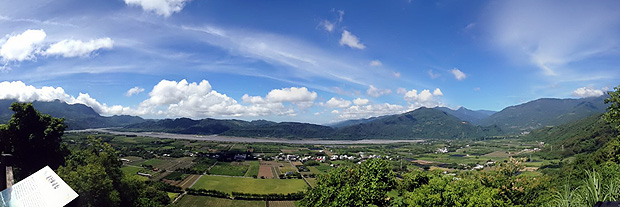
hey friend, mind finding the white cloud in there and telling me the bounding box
[0,81,129,115]
[451,68,466,81]
[369,60,382,67]
[44,38,113,58]
[340,30,366,50]
[428,70,440,79]
[403,88,444,108]
[337,10,344,23]
[265,87,317,103]
[393,72,401,78]
[125,86,145,97]
[352,98,369,105]
[366,85,391,97]
[488,0,620,76]
[396,87,407,95]
[572,87,605,98]
[124,0,192,17]
[320,20,335,32]
[335,103,406,120]
[326,97,351,108]
[0,29,46,61]
[433,88,443,96]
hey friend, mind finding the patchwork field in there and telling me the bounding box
[258,165,274,178]
[192,175,307,194]
[174,195,265,207]
[268,201,297,207]
[209,162,249,176]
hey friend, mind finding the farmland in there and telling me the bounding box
[192,175,307,194]
[63,131,554,207]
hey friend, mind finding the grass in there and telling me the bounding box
[193,175,307,194]
[121,165,144,175]
[174,195,265,207]
[245,161,260,177]
[140,158,165,167]
[314,165,332,173]
[209,162,249,176]
[164,171,188,181]
[168,192,180,201]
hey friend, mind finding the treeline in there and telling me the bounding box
[186,188,304,200]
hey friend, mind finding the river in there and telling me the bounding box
[67,128,425,145]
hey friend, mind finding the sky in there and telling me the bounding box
[0,0,619,124]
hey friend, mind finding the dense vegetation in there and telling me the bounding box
[480,96,607,133]
[0,102,169,207]
[124,107,502,139]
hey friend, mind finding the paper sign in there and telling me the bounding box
[0,166,78,207]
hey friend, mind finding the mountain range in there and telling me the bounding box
[0,100,145,130]
[0,95,609,139]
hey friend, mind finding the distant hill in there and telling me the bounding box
[123,118,334,138]
[523,113,617,157]
[479,96,608,133]
[435,107,495,125]
[331,107,502,139]
[0,99,145,130]
[327,115,389,128]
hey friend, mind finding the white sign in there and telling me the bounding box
[0,166,78,207]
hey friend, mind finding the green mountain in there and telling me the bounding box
[479,96,608,133]
[523,113,617,157]
[435,107,495,125]
[327,115,389,128]
[0,99,145,130]
[331,107,502,139]
[123,118,334,138]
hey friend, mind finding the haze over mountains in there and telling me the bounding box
[0,95,609,139]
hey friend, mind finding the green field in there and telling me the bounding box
[168,192,180,201]
[244,161,260,177]
[121,165,144,175]
[193,175,307,194]
[140,158,165,167]
[209,162,249,176]
[174,195,265,207]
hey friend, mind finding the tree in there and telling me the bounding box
[0,102,68,180]
[299,159,395,207]
[604,85,620,131]
[58,136,169,207]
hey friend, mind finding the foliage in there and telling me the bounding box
[58,137,169,207]
[604,85,620,131]
[480,96,607,133]
[299,159,396,207]
[0,102,68,180]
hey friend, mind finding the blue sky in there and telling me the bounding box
[0,0,619,124]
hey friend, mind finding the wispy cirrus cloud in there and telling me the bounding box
[487,0,620,77]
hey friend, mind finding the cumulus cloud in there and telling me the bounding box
[265,87,317,103]
[572,87,605,98]
[0,29,46,62]
[396,87,407,95]
[44,38,113,57]
[352,98,369,105]
[451,68,466,81]
[340,30,366,50]
[124,0,192,17]
[366,85,391,97]
[369,60,382,67]
[125,86,145,97]
[402,88,444,108]
[0,81,129,115]
[335,103,406,120]
[326,97,351,108]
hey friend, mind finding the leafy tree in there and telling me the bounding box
[58,136,169,207]
[0,102,68,180]
[604,85,620,131]
[299,159,395,207]
[404,173,507,207]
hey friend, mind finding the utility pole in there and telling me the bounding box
[0,154,14,190]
